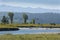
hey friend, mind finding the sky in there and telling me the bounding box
[0,0,60,13]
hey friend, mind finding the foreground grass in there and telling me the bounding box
[0,34,60,40]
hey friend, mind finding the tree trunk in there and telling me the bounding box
[11,18,13,24]
[24,19,26,24]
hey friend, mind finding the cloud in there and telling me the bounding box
[0,2,60,10]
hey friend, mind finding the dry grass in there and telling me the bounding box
[0,34,60,40]
[0,24,60,28]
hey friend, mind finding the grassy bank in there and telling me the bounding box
[0,34,60,40]
[0,24,17,28]
[0,24,60,28]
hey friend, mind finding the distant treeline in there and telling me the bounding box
[1,12,35,24]
[1,12,56,25]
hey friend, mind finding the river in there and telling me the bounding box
[0,28,60,34]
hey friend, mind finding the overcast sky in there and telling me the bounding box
[0,0,60,13]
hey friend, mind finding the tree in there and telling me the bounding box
[1,16,9,24]
[23,13,28,24]
[31,19,35,24]
[8,12,14,24]
[50,23,56,25]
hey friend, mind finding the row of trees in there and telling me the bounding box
[1,12,35,24]
[1,12,14,24]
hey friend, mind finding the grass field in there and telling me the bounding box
[0,34,60,40]
[0,24,60,28]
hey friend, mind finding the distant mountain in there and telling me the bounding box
[0,5,60,13]
[0,12,60,24]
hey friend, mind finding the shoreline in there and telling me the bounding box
[19,28,60,30]
[0,28,19,31]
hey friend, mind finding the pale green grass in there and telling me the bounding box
[0,34,60,40]
[0,24,60,28]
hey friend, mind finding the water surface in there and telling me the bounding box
[0,28,60,34]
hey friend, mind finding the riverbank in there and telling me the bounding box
[0,24,60,28]
[0,28,19,31]
[0,34,60,40]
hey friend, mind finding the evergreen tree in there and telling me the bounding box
[8,12,14,24]
[23,13,28,24]
[1,16,9,24]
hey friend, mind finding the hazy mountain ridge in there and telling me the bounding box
[0,5,60,13]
